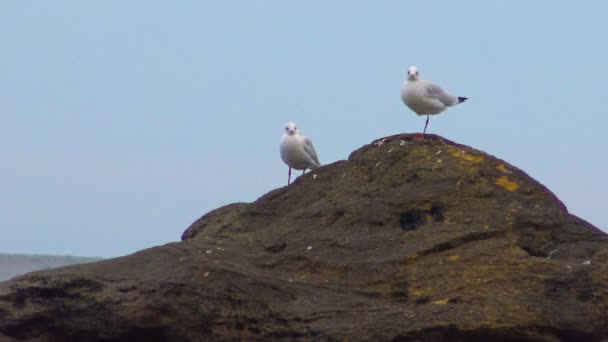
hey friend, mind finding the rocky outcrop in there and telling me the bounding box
[1,134,607,341]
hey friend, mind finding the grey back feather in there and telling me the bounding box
[424,82,458,106]
[303,137,320,167]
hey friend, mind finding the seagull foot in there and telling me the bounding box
[414,133,425,141]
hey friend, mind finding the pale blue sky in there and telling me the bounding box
[1,1,606,257]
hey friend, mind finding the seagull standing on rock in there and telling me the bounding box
[401,66,468,137]
[280,122,321,185]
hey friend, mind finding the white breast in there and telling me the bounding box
[280,135,313,170]
[401,81,447,115]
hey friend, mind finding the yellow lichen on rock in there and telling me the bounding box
[447,147,484,164]
[496,176,519,192]
[433,298,449,305]
[496,164,510,173]
[463,154,484,164]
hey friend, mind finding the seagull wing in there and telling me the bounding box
[303,137,320,167]
[424,82,459,107]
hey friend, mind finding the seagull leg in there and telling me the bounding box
[288,167,292,185]
[415,115,429,140]
[422,115,430,136]
[302,169,305,176]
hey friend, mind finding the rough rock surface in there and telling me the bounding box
[1,134,607,341]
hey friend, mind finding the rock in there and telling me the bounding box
[1,134,607,341]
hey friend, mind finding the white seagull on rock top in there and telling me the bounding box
[401,66,468,137]
[280,122,320,185]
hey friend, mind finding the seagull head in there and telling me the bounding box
[284,122,298,136]
[407,66,420,81]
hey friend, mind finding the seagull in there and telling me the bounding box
[280,122,320,185]
[401,66,468,137]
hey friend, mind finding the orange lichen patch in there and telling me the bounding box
[433,298,449,305]
[496,176,519,192]
[448,255,460,261]
[406,254,418,264]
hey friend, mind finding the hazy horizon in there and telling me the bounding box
[0,252,103,281]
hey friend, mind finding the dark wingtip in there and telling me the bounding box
[458,97,468,103]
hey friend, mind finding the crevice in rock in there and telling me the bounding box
[399,203,446,231]
[399,209,427,231]
[390,325,599,342]
[264,243,287,254]
[406,173,421,183]
[417,230,507,257]
[429,203,445,222]
[389,281,409,300]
